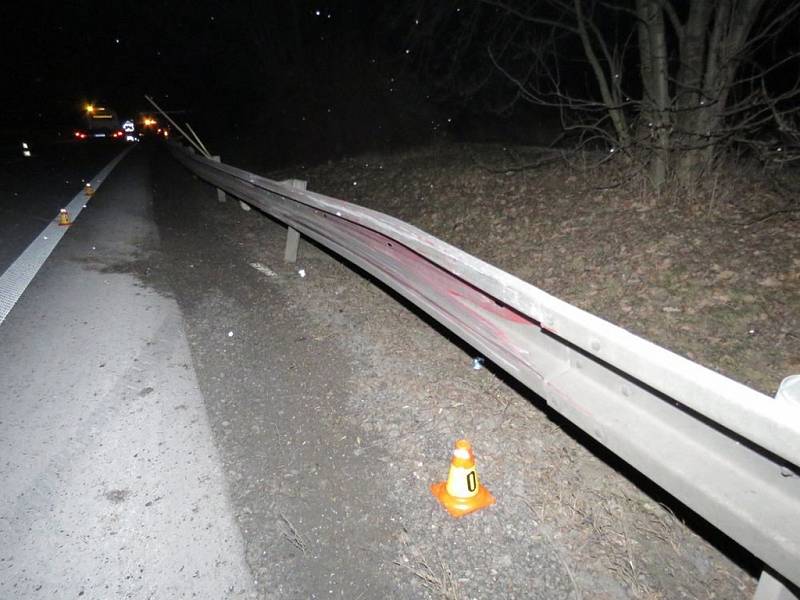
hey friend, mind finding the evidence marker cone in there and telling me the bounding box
[57,208,71,226]
[431,439,495,518]
[84,183,94,197]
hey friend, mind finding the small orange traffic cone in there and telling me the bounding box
[57,208,71,226]
[84,183,94,197]
[431,439,495,517]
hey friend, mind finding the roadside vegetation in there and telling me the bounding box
[390,0,800,196]
[273,142,799,396]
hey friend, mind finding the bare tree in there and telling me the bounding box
[395,0,800,193]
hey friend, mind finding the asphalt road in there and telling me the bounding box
[0,145,254,598]
[0,140,126,273]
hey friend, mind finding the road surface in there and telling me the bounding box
[0,144,254,598]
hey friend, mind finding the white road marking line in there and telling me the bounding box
[0,146,135,326]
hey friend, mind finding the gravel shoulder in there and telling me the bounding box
[148,144,776,599]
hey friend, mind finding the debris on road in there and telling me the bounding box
[249,262,277,278]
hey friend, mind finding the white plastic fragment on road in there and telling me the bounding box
[0,146,134,326]
[298,269,306,278]
[472,357,485,370]
[249,262,277,278]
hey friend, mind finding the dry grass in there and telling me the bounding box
[395,529,460,600]
[279,513,308,555]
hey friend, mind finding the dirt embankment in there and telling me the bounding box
[276,143,799,396]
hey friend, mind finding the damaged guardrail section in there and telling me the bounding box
[170,142,800,593]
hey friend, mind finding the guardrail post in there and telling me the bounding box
[754,571,799,600]
[282,179,307,263]
[210,156,226,203]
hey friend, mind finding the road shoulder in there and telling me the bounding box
[0,149,254,599]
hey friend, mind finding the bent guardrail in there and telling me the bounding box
[169,142,800,595]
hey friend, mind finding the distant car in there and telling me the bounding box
[73,128,125,140]
[138,114,170,139]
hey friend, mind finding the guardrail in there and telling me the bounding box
[169,142,800,597]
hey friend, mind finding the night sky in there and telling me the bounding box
[3,1,413,153]
[4,1,798,163]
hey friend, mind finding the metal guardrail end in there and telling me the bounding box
[776,375,800,404]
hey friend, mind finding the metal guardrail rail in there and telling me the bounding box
[170,142,800,595]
